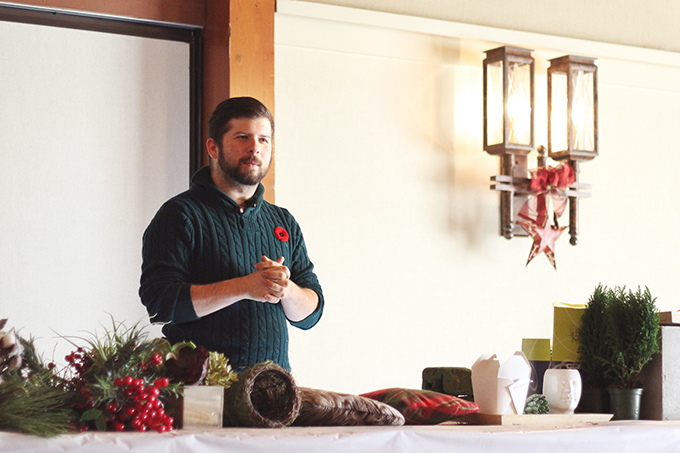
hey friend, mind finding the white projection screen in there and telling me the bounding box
[0,6,199,364]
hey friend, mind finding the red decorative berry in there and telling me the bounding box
[147,387,160,398]
[148,353,163,367]
[105,402,118,414]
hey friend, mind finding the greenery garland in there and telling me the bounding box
[0,317,239,437]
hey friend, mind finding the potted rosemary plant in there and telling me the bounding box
[604,286,659,420]
[577,285,659,419]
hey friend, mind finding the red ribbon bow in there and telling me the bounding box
[519,163,575,227]
[529,163,574,194]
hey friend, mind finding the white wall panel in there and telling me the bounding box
[0,19,190,362]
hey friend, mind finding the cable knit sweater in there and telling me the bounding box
[139,166,324,372]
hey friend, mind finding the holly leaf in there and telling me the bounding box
[95,416,107,432]
[81,409,103,421]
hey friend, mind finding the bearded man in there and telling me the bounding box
[140,97,323,372]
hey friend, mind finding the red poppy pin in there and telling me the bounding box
[275,226,289,242]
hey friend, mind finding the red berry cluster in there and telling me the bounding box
[65,347,92,376]
[65,348,95,415]
[139,353,163,373]
[109,376,174,432]
[65,347,174,433]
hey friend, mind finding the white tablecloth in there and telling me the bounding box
[3,421,680,453]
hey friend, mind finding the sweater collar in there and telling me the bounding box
[191,166,265,214]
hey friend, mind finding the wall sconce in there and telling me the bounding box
[483,46,597,247]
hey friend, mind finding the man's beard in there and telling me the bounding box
[216,146,271,186]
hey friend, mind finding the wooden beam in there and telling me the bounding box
[231,0,275,202]
[202,0,230,168]
[203,0,276,201]
[0,0,206,26]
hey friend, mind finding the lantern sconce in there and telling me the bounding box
[483,45,598,245]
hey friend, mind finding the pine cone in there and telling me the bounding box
[0,319,23,376]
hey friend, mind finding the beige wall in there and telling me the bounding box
[294,0,680,53]
[275,2,680,393]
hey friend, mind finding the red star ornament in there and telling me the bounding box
[518,220,567,270]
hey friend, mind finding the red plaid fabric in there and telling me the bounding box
[360,388,479,425]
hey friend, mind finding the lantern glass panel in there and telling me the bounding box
[486,60,503,146]
[508,62,532,146]
[550,71,568,153]
[572,70,595,152]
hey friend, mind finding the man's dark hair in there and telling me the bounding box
[207,96,275,142]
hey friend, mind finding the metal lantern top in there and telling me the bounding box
[483,46,535,156]
[547,55,598,161]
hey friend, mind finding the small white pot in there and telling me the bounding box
[543,368,582,415]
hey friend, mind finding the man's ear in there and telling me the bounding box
[206,138,219,160]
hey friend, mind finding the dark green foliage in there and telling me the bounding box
[64,318,167,388]
[577,284,616,388]
[577,285,659,389]
[0,337,71,437]
[605,286,659,388]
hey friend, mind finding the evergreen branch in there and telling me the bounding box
[0,370,72,437]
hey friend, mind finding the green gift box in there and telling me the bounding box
[552,303,586,363]
[521,338,551,361]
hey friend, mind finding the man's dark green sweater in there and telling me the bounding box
[139,167,324,372]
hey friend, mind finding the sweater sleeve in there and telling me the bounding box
[139,202,200,325]
[286,218,324,330]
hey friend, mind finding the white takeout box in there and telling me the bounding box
[471,351,532,415]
